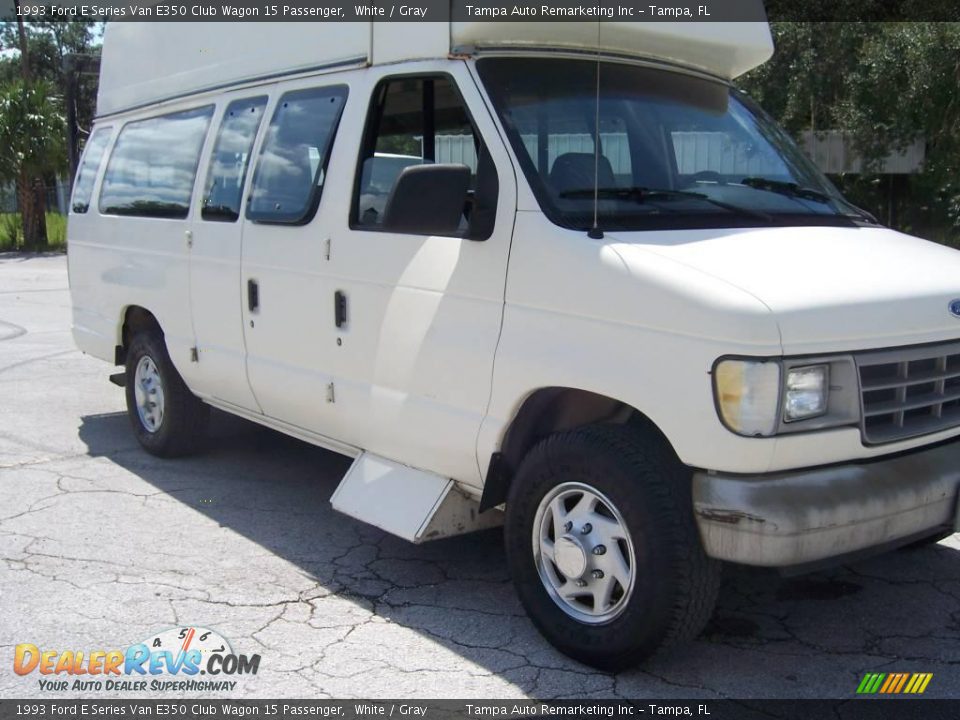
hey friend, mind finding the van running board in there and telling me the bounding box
[331,452,503,543]
[109,372,126,387]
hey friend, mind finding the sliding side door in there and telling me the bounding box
[239,80,350,438]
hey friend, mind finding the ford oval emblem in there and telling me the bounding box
[951,300,960,318]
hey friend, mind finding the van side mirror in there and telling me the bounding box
[381,164,470,236]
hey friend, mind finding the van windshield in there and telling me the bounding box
[477,58,870,232]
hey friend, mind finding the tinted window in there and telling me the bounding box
[99,106,213,218]
[201,97,268,222]
[353,75,498,238]
[247,86,347,224]
[71,128,111,214]
[478,58,865,232]
[514,106,633,187]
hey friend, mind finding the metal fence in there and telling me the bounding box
[436,132,788,178]
[0,179,71,215]
[436,131,925,177]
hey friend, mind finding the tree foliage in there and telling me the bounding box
[0,19,100,250]
[739,21,960,243]
[0,20,101,137]
[0,79,66,184]
[0,79,67,250]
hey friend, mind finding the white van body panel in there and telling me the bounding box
[183,90,267,411]
[68,95,214,379]
[69,210,196,374]
[258,60,517,488]
[476,212,960,476]
[68,125,119,363]
[97,20,772,116]
[230,75,345,440]
[371,22,451,65]
[476,209,783,476]
[97,22,369,116]
[453,21,773,80]
[630,225,960,355]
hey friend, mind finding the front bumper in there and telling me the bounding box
[693,439,960,568]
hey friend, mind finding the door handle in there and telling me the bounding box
[334,290,347,328]
[248,279,259,313]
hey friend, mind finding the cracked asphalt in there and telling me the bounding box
[1,253,959,700]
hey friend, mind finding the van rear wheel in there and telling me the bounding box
[124,331,208,457]
[504,424,719,670]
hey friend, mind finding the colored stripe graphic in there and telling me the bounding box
[857,672,932,694]
[857,673,885,694]
[893,673,910,693]
[879,673,897,693]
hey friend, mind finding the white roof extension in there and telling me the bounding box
[97,21,774,117]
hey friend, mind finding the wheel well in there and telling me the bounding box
[479,388,668,512]
[115,306,162,366]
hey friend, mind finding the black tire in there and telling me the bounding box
[505,424,720,671]
[124,330,209,457]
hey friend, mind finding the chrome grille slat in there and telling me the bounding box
[857,340,960,445]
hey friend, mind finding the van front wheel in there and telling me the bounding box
[124,331,208,457]
[504,424,719,670]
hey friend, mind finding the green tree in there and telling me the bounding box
[0,18,100,249]
[0,79,66,250]
[0,20,102,136]
[738,23,874,133]
[838,23,960,237]
[739,21,960,243]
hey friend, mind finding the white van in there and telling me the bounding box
[68,21,960,669]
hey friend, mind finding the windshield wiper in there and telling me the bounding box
[739,177,880,224]
[559,186,772,222]
[739,177,834,204]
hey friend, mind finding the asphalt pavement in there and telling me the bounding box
[1,253,958,699]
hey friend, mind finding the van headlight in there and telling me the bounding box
[713,360,781,436]
[783,365,829,422]
[713,357,858,437]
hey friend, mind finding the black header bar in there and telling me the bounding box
[1,0,958,22]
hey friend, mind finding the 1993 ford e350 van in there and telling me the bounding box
[68,19,960,669]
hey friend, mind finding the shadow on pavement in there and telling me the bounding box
[77,409,960,692]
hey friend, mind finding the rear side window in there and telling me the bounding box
[99,106,214,218]
[201,96,268,222]
[247,86,348,225]
[71,128,111,214]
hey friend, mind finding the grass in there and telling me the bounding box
[0,212,67,252]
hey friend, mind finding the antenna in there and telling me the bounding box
[587,23,604,240]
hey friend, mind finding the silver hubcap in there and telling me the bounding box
[533,482,636,624]
[134,355,164,432]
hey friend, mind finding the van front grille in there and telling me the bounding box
[857,341,960,445]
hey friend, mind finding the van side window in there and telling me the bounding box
[99,106,213,218]
[246,86,348,225]
[71,128,112,214]
[353,75,498,239]
[201,97,268,222]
